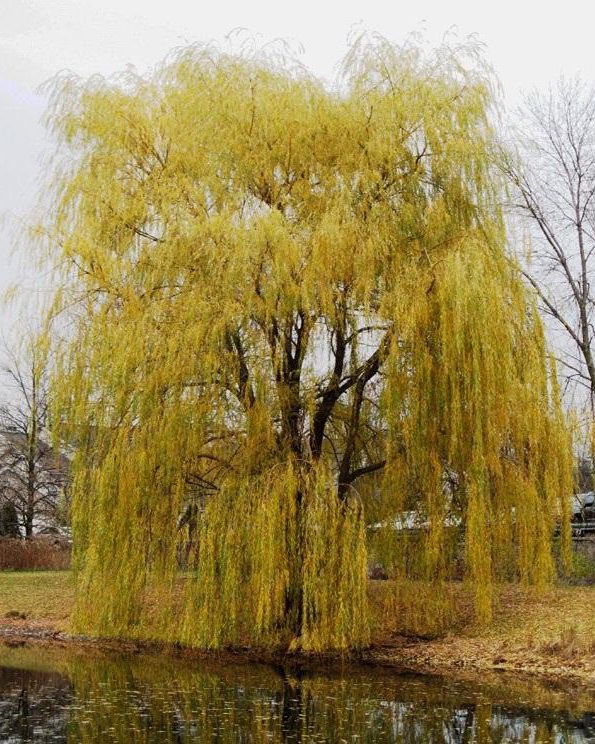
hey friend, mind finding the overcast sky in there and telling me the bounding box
[1,0,595,342]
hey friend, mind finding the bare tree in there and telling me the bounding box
[505,76,595,412]
[0,341,68,537]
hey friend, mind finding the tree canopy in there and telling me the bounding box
[40,35,572,650]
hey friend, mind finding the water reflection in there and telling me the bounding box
[0,645,594,742]
[0,665,71,741]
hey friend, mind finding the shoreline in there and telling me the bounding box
[2,572,595,687]
[2,618,595,687]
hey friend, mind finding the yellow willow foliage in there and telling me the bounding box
[181,464,368,651]
[37,34,572,648]
[382,239,573,624]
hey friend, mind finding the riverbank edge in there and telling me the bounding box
[1,621,594,687]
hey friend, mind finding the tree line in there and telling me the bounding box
[0,339,69,538]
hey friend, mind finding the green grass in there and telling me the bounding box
[0,570,74,631]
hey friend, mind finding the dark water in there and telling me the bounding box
[1,645,595,742]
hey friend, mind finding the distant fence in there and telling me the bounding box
[0,537,71,570]
[570,521,595,539]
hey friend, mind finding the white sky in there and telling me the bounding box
[1,0,595,342]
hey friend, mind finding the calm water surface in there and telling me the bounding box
[0,644,594,742]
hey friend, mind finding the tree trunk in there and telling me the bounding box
[24,509,34,538]
[284,486,305,638]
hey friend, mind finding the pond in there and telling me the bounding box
[0,644,595,742]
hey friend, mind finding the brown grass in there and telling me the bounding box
[0,538,70,571]
[368,579,595,680]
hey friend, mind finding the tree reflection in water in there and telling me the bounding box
[0,647,593,742]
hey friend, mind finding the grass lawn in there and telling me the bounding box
[0,571,75,632]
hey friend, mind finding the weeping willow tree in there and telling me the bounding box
[38,34,572,651]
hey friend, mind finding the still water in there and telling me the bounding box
[0,644,595,742]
